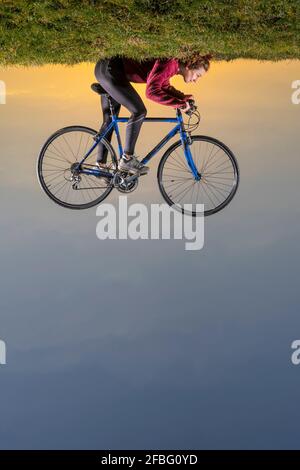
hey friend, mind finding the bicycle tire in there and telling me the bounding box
[157,135,239,216]
[37,125,116,210]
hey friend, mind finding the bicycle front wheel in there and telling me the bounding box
[157,136,239,216]
[37,126,116,209]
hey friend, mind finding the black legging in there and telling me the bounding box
[94,57,147,163]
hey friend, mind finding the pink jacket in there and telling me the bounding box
[122,58,192,108]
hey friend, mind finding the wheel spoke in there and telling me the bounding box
[159,137,239,216]
[38,127,114,208]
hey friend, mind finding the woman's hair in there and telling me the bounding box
[181,53,212,71]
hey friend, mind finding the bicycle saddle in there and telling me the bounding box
[91,83,109,96]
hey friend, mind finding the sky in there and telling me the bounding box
[0,59,300,449]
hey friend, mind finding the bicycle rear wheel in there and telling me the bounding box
[157,135,239,216]
[37,126,116,209]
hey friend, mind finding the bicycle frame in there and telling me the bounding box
[78,106,200,181]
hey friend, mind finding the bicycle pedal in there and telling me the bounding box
[138,165,150,174]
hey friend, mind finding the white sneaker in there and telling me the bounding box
[118,154,149,175]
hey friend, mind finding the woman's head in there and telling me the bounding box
[179,53,212,83]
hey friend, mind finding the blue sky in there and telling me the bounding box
[0,60,299,449]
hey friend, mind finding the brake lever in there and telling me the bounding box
[185,99,197,115]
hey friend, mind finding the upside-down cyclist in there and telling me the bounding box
[94,53,212,175]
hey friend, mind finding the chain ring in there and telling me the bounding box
[114,172,139,193]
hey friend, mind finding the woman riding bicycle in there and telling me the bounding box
[94,53,211,174]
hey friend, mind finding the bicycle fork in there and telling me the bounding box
[179,129,201,182]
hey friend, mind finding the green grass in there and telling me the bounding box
[0,0,299,65]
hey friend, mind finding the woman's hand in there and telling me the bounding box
[181,94,195,111]
[181,101,192,113]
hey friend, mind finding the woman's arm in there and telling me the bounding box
[146,59,191,108]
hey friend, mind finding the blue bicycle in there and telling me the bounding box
[37,83,239,216]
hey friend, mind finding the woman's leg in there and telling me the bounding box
[97,94,121,164]
[95,58,147,158]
